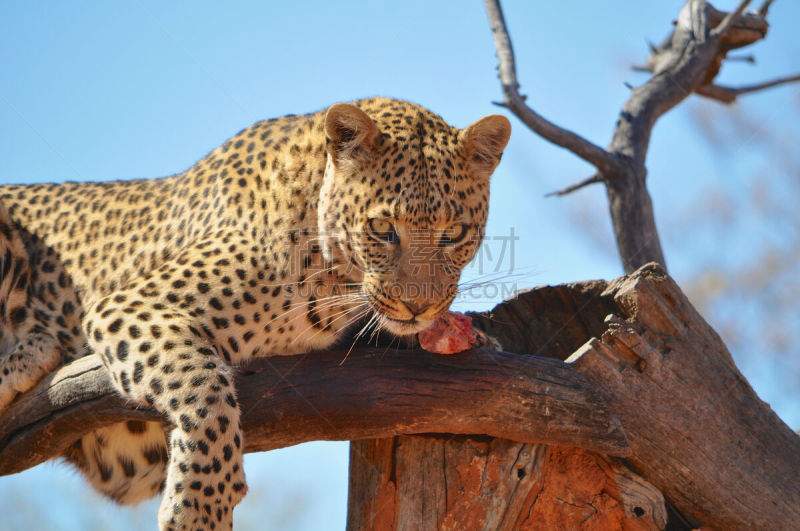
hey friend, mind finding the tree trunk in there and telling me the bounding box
[346,263,800,530]
[3,264,797,529]
[347,437,666,530]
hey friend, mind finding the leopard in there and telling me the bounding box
[0,97,511,530]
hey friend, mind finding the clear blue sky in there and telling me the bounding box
[1,1,798,529]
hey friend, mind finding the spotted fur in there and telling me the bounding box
[0,98,510,530]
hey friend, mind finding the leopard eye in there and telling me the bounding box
[368,218,399,244]
[440,224,469,246]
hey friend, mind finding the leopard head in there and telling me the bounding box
[318,98,510,335]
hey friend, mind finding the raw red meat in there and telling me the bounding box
[418,311,478,354]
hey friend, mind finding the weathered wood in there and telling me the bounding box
[4,262,798,529]
[566,263,800,528]
[348,263,800,529]
[485,0,799,273]
[0,344,629,476]
[347,275,670,530]
[347,437,666,530]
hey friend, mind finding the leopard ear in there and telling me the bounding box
[325,103,380,163]
[459,115,511,177]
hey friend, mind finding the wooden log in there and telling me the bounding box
[4,262,797,529]
[347,263,800,529]
[0,346,629,476]
[347,437,666,530]
[347,275,670,530]
[566,263,800,528]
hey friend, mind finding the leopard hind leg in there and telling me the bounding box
[62,420,169,504]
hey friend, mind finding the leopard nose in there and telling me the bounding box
[403,300,432,317]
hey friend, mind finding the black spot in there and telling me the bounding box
[98,460,113,482]
[9,307,27,325]
[225,394,236,408]
[633,507,645,517]
[150,378,164,395]
[117,340,129,361]
[126,420,147,434]
[133,361,144,383]
[197,440,209,455]
[180,414,194,432]
[118,456,137,477]
[144,445,168,465]
[108,318,123,333]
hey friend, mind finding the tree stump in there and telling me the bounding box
[348,437,665,530]
[346,263,800,530]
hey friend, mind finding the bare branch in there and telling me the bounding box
[712,0,753,39]
[0,344,630,476]
[697,74,800,104]
[725,54,755,63]
[544,174,603,197]
[756,0,774,17]
[483,0,620,176]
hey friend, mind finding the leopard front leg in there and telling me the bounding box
[0,329,61,410]
[86,296,246,531]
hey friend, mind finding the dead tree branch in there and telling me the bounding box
[544,173,602,197]
[483,0,620,176]
[565,264,800,529]
[2,262,798,528]
[346,264,800,529]
[484,0,796,274]
[696,74,800,103]
[0,343,629,477]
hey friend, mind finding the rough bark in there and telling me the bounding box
[3,264,798,529]
[0,342,628,477]
[348,437,666,531]
[347,263,800,530]
[341,1,800,528]
[485,0,799,273]
[567,263,800,528]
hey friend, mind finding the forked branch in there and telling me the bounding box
[697,74,800,104]
[483,0,620,176]
[484,0,793,274]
